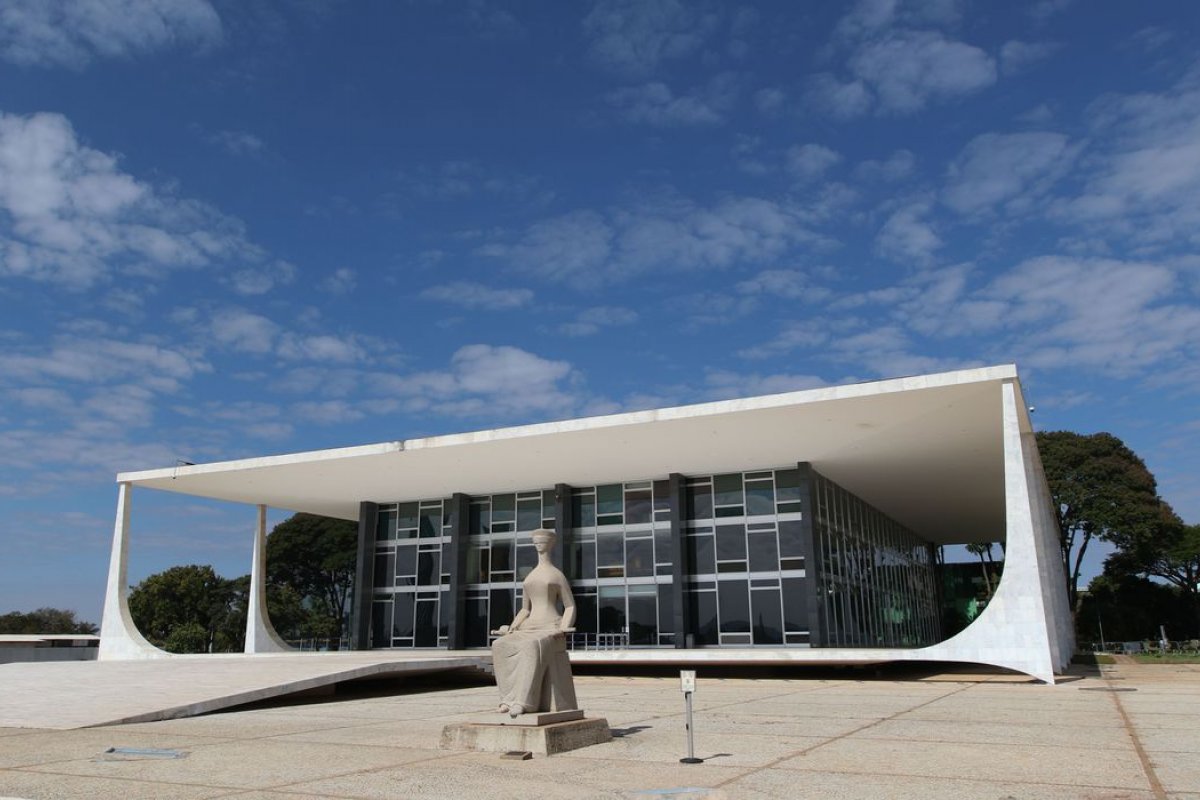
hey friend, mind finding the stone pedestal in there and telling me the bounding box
[441,715,611,756]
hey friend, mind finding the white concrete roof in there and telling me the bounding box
[120,364,1027,544]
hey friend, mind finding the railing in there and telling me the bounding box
[565,632,630,651]
[291,637,350,652]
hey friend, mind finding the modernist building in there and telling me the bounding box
[99,365,1074,682]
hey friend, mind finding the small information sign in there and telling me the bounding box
[679,670,696,693]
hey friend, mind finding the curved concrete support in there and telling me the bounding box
[917,379,1073,683]
[246,505,293,653]
[99,483,169,661]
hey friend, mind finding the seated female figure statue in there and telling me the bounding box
[491,528,578,718]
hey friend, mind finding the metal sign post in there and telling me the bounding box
[679,670,701,764]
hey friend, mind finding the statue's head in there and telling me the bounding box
[530,528,557,550]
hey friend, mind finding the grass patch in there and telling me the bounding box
[1132,652,1200,664]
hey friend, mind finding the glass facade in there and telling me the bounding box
[363,464,940,650]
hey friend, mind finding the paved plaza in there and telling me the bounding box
[0,661,1197,799]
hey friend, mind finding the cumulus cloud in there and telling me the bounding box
[849,30,996,114]
[854,149,916,182]
[482,195,822,287]
[736,269,831,302]
[607,73,738,127]
[874,200,941,265]
[0,0,222,68]
[227,260,296,295]
[583,0,717,76]
[206,129,265,156]
[703,369,828,400]
[0,110,264,289]
[421,281,534,310]
[786,144,842,182]
[999,40,1059,76]
[943,131,1077,215]
[559,306,638,337]
[321,267,357,295]
[372,345,579,418]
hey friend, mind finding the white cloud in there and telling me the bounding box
[849,30,996,114]
[754,87,786,115]
[805,73,873,119]
[854,149,916,182]
[703,369,829,400]
[321,267,357,295]
[943,131,1077,216]
[209,308,278,354]
[421,281,534,310]
[736,269,831,302]
[786,144,842,182]
[484,195,822,287]
[373,345,579,418]
[207,129,265,156]
[0,110,264,289]
[999,40,1059,76]
[227,260,296,295]
[607,73,738,127]
[559,306,638,337]
[277,333,367,364]
[583,0,717,76]
[0,0,222,68]
[875,200,941,265]
[0,335,207,391]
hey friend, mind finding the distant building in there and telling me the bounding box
[100,365,1073,682]
[0,635,99,664]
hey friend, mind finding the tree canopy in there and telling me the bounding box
[265,513,357,641]
[1036,430,1163,610]
[128,565,247,653]
[0,607,97,635]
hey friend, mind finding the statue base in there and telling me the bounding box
[441,715,612,756]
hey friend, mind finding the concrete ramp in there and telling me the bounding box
[0,651,491,730]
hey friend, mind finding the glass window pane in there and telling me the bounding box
[716,524,747,561]
[395,545,416,578]
[718,580,750,633]
[417,551,440,585]
[654,527,672,565]
[685,485,712,520]
[597,531,624,567]
[415,600,437,647]
[628,592,656,645]
[597,484,623,516]
[751,588,784,644]
[626,538,654,578]
[492,494,515,523]
[625,489,652,525]
[397,502,419,532]
[687,534,715,575]
[371,600,391,648]
[745,481,774,516]
[490,589,513,631]
[491,539,513,572]
[419,508,440,538]
[748,530,779,572]
[374,551,395,588]
[714,474,743,507]
[376,509,397,542]
[598,586,626,633]
[775,469,801,504]
[392,593,415,639]
[572,493,595,528]
[782,578,807,632]
[689,591,718,645]
[517,543,537,579]
[469,503,489,536]
[653,480,671,514]
[658,583,674,635]
[779,521,805,558]
[518,498,541,531]
[575,592,597,634]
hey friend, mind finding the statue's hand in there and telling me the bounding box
[489,625,511,636]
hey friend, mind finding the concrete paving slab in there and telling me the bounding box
[0,770,230,799]
[853,717,1133,750]
[773,738,1151,791]
[0,652,489,729]
[0,728,233,770]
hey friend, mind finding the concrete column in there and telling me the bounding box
[245,505,292,653]
[98,482,167,660]
[553,483,571,573]
[445,493,471,649]
[668,473,690,648]
[796,462,825,648]
[350,502,379,650]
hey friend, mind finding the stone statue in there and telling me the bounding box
[491,528,579,718]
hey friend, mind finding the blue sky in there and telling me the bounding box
[1,0,1198,624]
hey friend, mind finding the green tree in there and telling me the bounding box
[1077,572,1193,643]
[1106,510,1200,638]
[128,565,247,653]
[0,608,98,635]
[266,513,357,641]
[1036,431,1162,610]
